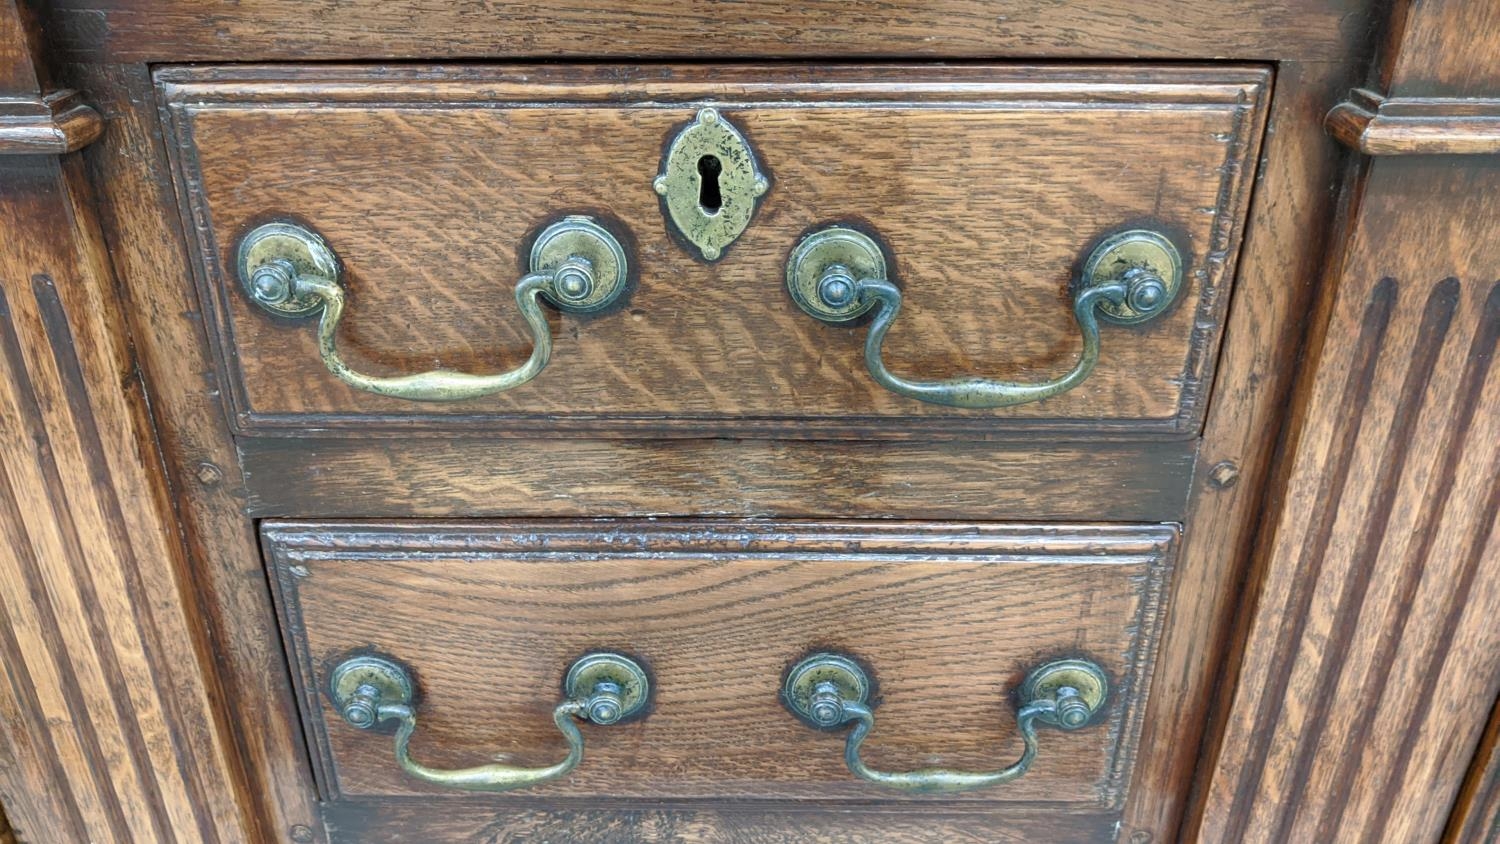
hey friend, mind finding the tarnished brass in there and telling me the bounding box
[782,652,1109,793]
[236,215,630,402]
[1082,230,1184,325]
[329,651,649,793]
[786,225,1184,408]
[653,107,769,261]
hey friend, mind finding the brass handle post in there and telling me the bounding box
[237,216,629,402]
[786,226,1183,408]
[783,653,1109,793]
[329,652,649,793]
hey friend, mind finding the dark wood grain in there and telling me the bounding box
[158,64,1267,439]
[1387,0,1500,98]
[4,0,1491,839]
[1199,3,1500,841]
[1120,59,1366,842]
[1447,692,1500,843]
[40,0,1376,64]
[238,437,1196,522]
[264,520,1174,838]
[321,800,1120,843]
[88,54,1349,844]
[0,4,248,841]
[0,88,101,154]
[1198,103,1500,844]
[65,60,321,841]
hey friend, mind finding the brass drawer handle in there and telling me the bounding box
[786,226,1183,408]
[236,216,630,402]
[329,651,649,792]
[783,653,1108,793]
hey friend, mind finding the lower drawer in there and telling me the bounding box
[264,521,1175,836]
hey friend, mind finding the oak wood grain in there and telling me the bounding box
[320,800,1120,843]
[1198,126,1500,844]
[264,520,1175,838]
[1200,3,1500,841]
[89,55,1352,843]
[1387,0,1500,98]
[1447,692,1500,843]
[238,437,1196,522]
[158,64,1268,439]
[0,88,102,154]
[0,4,248,841]
[39,0,1376,64]
[65,60,322,841]
[1121,59,1364,842]
[1,0,1480,839]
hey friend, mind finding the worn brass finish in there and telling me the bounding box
[653,108,769,261]
[236,216,630,402]
[562,652,651,725]
[236,221,339,318]
[783,653,872,728]
[328,655,415,730]
[328,651,649,793]
[782,652,1109,793]
[786,225,1183,408]
[529,216,632,313]
[785,227,886,324]
[1081,230,1184,325]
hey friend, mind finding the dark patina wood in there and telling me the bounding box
[237,438,1197,522]
[7,0,1497,842]
[41,0,1374,64]
[264,520,1175,840]
[157,64,1267,439]
[1198,2,1500,841]
[78,51,1356,844]
[0,2,248,841]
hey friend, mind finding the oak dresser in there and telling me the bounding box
[0,1,1497,842]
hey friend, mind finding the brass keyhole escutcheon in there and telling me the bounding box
[654,108,769,262]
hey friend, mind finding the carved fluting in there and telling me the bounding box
[1204,271,1500,842]
[0,156,246,841]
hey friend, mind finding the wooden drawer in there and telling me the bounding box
[264,520,1175,840]
[161,64,1268,439]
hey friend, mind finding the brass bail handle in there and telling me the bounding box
[786,226,1184,409]
[236,215,630,402]
[783,653,1109,793]
[330,652,650,793]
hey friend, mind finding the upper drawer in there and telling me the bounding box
[159,65,1268,439]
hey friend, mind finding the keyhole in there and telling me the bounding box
[697,155,723,215]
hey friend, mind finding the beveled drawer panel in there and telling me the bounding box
[161,64,1267,439]
[265,520,1174,839]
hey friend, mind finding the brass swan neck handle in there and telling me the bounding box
[330,652,649,793]
[786,226,1183,409]
[237,215,630,402]
[783,653,1109,793]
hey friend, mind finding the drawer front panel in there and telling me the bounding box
[265,521,1174,816]
[162,65,1267,438]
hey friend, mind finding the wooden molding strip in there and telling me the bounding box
[1327,88,1500,155]
[0,89,102,154]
